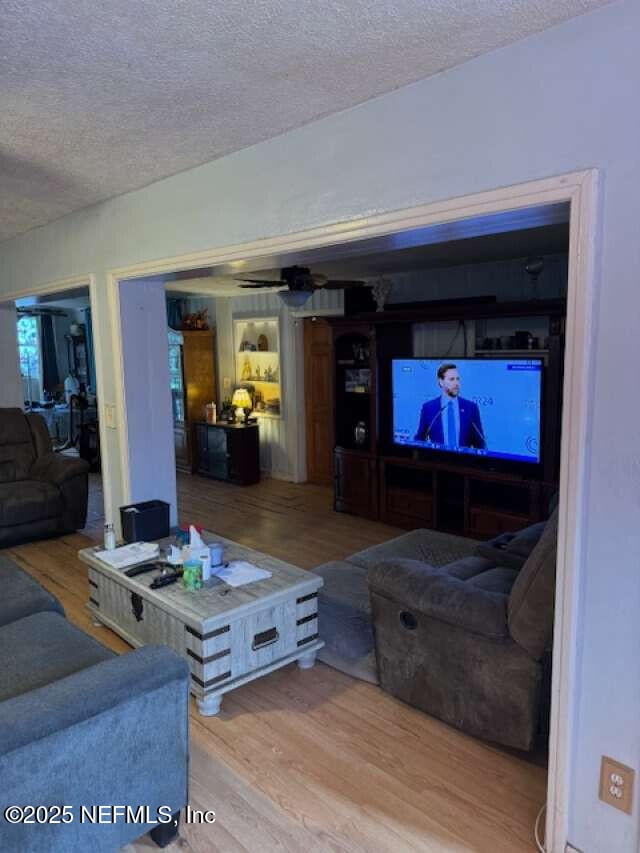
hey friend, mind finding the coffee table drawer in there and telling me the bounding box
[91,571,183,649]
[228,598,297,678]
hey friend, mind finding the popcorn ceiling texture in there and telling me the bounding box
[0,0,610,242]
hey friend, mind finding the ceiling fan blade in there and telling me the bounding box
[236,278,285,287]
[321,279,367,289]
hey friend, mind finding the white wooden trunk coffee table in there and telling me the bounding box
[78,533,323,715]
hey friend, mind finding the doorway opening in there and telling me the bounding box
[108,171,597,852]
[10,282,103,537]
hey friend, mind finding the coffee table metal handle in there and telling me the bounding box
[252,627,279,650]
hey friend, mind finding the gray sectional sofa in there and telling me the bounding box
[0,556,190,852]
[313,511,558,751]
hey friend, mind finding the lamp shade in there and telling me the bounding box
[232,388,252,409]
[278,289,313,308]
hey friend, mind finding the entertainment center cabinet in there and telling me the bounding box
[330,298,564,537]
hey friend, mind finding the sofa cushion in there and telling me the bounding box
[0,409,36,483]
[0,611,113,702]
[0,556,64,628]
[475,521,546,570]
[508,508,559,660]
[369,557,511,639]
[311,560,378,683]
[0,480,62,527]
[313,560,373,659]
[350,528,478,571]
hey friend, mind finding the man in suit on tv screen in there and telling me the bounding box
[414,363,486,449]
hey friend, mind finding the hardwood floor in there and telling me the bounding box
[3,474,547,852]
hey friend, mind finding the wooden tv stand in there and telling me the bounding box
[380,455,555,537]
[329,298,563,538]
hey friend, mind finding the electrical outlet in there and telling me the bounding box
[599,756,634,814]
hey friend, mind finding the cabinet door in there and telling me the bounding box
[174,425,189,471]
[226,427,260,485]
[207,428,230,480]
[334,451,378,519]
[193,424,210,475]
[304,318,334,485]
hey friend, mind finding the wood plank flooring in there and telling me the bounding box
[2,473,547,852]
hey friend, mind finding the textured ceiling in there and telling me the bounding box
[1,0,609,242]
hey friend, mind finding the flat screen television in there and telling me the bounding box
[392,358,543,465]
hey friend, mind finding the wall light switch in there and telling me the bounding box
[599,756,634,814]
[223,376,231,390]
[104,404,116,430]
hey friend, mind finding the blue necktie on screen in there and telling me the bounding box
[447,402,456,447]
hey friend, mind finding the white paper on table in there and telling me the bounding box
[216,560,272,588]
[94,542,159,569]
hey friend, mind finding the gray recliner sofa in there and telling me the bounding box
[0,555,190,852]
[368,510,558,751]
[0,408,90,547]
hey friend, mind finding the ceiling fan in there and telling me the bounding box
[235,265,366,307]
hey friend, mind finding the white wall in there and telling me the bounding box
[0,1,638,849]
[388,252,568,304]
[0,304,23,408]
[120,279,177,525]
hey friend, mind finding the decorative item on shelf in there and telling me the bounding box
[257,334,269,351]
[255,365,261,380]
[345,368,371,393]
[181,307,209,331]
[352,342,369,363]
[253,389,265,411]
[220,398,234,422]
[241,355,252,381]
[524,257,544,301]
[232,388,253,423]
[354,421,368,446]
[204,402,217,424]
[371,276,393,312]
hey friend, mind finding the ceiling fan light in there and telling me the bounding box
[278,289,313,308]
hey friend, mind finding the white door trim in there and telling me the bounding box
[0,274,118,523]
[6,170,598,852]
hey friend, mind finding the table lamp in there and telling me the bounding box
[232,388,253,423]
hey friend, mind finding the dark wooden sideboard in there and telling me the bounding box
[193,422,260,486]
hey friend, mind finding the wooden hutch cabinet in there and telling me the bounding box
[169,329,217,473]
[329,299,564,537]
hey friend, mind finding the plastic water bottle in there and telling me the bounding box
[104,523,116,551]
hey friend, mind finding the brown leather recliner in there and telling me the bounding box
[0,409,89,548]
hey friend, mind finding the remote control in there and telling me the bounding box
[125,562,164,577]
[150,572,181,589]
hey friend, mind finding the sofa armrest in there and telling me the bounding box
[0,645,188,757]
[30,452,89,487]
[0,645,189,851]
[368,558,510,640]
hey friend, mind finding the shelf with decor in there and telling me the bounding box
[233,317,282,419]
